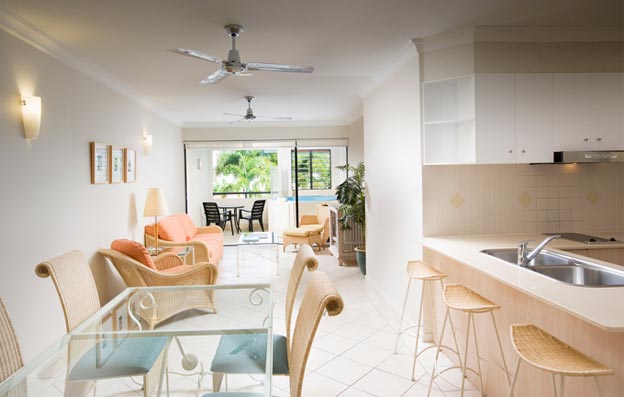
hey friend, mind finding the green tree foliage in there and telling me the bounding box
[213,150,277,195]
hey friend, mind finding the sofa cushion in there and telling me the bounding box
[191,235,224,264]
[283,228,321,237]
[111,239,156,270]
[157,216,186,242]
[174,214,198,241]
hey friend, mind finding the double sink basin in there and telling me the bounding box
[481,248,624,287]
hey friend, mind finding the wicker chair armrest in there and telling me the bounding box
[196,225,224,234]
[153,253,184,270]
[144,235,211,264]
[300,215,319,225]
[136,262,219,286]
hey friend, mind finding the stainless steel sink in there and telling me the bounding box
[480,248,624,287]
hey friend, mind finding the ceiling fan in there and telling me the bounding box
[225,96,292,123]
[169,24,314,84]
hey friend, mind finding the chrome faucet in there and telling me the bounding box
[517,235,561,267]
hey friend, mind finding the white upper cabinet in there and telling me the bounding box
[590,73,624,150]
[476,74,516,163]
[553,74,591,151]
[515,74,554,163]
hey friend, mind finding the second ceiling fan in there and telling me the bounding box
[225,96,292,123]
[170,24,314,84]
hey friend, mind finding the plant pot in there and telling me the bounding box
[354,246,366,276]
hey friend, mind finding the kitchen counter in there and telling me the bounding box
[422,232,624,331]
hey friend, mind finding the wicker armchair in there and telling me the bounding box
[0,298,26,397]
[35,250,169,397]
[99,246,219,329]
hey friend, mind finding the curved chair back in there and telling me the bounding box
[203,202,224,226]
[289,272,343,397]
[251,200,266,219]
[0,299,23,383]
[285,244,318,341]
[35,250,101,332]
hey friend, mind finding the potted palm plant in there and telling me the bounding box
[335,162,366,275]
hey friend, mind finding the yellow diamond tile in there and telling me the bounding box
[449,193,464,208]
[586,190,601,205]
[518,191,534,207]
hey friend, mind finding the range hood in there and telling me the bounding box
[553,151,624,163]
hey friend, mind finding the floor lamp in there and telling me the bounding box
[144,188,169,253]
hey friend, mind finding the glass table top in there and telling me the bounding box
[0,283,274,397]
[237,232,282,246]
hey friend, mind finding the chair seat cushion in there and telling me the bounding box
[283,228,321,237]
[69,336,168,381]
[161,264,193,274]
[300,224,324,230]
[111,239,156,270]
[210,333,288,375]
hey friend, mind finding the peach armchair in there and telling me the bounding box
[145,213,224,265]
[100,239,219,329]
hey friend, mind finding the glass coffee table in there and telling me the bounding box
[148,246,195,265]
[236,232,282,277]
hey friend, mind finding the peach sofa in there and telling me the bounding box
[145,213,224,265]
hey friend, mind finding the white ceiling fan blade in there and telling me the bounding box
[246,62,313,73]
[223,113,245,117]
[255,115,293,120]
[169,48,222,64]
[229,118,246,124]
[200,69,229,84]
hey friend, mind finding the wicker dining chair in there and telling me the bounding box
[211,244,319,391]
[35,250,170,397]
[208,271,343,397]
[100,239,219,329]
[0,298,26,397]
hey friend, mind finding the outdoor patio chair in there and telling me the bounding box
[203,201,235,235]
[238,199,266,232]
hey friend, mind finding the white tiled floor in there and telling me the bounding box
[118,245,477,396]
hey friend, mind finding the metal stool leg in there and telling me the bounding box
[491,312,511,386]
[459,313,473,397]
[560,375,564,396]
[471,315,485,395]
[507,357,521,397]
[427,308,449,396]
[394,278,413,353]
[594,377,602,397]
[551,374,558,397]
[410,281,426,380]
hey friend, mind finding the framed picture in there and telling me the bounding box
[96,313,114,368]
[124,148,136,183]
[90,142,109,184]
[109,146,124,184]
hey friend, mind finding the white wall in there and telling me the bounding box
[0,29,184,360]
[362,50,423,318]
[347,117,364,166]
[183,125,349,141]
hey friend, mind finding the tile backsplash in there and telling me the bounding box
[423,163,624,236]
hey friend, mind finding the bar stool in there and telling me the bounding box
[428,283,511,396]
[394,260,462,381]
[508,324,613,397]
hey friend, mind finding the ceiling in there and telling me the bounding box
[1,0,620,126]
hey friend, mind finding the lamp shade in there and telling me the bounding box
[21,96,41,139]
[143,188,169,217]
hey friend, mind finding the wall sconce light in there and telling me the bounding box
[144,134,153,155]
[21,96,41,139]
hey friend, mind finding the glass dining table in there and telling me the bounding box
[0,283,273,397]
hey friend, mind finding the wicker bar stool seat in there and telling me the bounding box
[508,324,613,397]
[394,261,462,382]
[429,283,511,396]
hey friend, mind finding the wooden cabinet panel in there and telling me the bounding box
[476,74,516,163]
[553,73,591,151]
[590,73,624,150]
[515,74,554,163]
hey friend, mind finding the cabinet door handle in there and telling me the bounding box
[583,138,589,142]
[521,149,526,154]
[508,150,513,154]
[596,137,602,142]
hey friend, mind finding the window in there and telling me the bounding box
[291,149,331,190]
[213,149,277,198]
